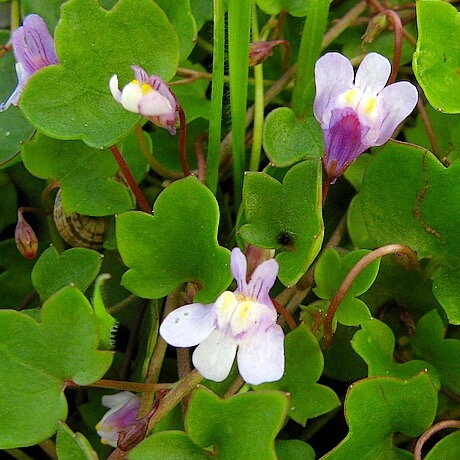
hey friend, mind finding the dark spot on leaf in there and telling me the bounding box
[277,231,294,247]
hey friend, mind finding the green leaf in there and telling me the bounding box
[20,0,180,148]
[257,324,340,425]
[256,0,309,17]
[275,440,315,460]
[156,0,197,61]
[413,0,460,113]
[22,133,134,216]
[0,286,113,448]
[412,310,460,394]
[240,160,323,286]
[56,422,98,460]
[21,0,66,30]
[129,431,207,460]
[322,373,438,459]
[425,430,460,460]
[92,274,117,350]
[0,31,34,166]
[117,177,231,303]
[263,108,323,167]
[0,239,35,309]
[186,387,289,459]
[352,141,460,323]
[32,246,102,301]
[352,319,440,387]
[313,248,379,326]
[190,0,213,30]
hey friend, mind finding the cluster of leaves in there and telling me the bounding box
[0,0,459,459]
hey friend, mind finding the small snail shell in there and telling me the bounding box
[53,190,106,249]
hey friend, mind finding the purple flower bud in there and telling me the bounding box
[314,52,418,182]
[109,66,179,135]
[249,40,286,66]
[15,210,38,260]
[1,14,58,111]
[96,391,140,448]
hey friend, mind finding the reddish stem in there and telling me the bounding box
[194,133,208,183]
[272,298,297,331]
[414,420,460,460]
[383,9,403,84]
[178,106,192,176]
[323,244,418,348]
[109,145,150,213]
[417,98,441,160]
[322,179,331,205]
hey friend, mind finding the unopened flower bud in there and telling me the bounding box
[117,417,149,451]
[15,210,38,259]
[362,14,389,43]
[249,40,286,66]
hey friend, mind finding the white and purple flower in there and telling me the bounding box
[314,52,418,182]
[109,66,178,134]
[96,391,140,447]
[0,14,58,111]
[159,248,285,385]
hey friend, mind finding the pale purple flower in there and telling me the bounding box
[159,248,285,385]
[314,52,418,182]
[0,14,58,111]
[109,66,178,134]
[96,391,140,447]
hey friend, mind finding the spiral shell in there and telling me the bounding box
[53,190,106,249]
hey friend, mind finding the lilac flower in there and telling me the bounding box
[159,248,285,385]
[0,14,58,111]
[314,52,418,182]
[109,66,178,134]
[96,391,140,447]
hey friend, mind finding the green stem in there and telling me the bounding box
[228,0,252,205]
[134,124,182,179]
[249,3,264,171]
[206,0,226,194]
[291,0,330,117]
[4,449,34,460]
[10,0,20,31]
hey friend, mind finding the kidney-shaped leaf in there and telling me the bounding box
[256,0,309,17]
[323,373,438,459]
[240,159,323,286]
[22,133,134,216]
[20,0,179,148]
[413,0,460,113]
[0,286,113,448]
[56,422,98,460]
[117,177,231,303]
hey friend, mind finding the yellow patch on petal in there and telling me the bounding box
[363,96,376,114]
[344,88,360,106]
[141,83,153,95]
[131,79,139,85]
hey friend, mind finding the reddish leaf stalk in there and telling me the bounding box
[178,106,192,176]
[87,379,172,393]
[194,133,208,183]
[109,145,150,213]
[272,298,297,331]
[414,420,460,460]
[416,98,442,160]
[323,244,418,348]
[382,9,403,84]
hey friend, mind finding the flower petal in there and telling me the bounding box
[109,74,121,103]
[101,391,138,410]
[374,81,418,145]
[138,91,173,116]
[192,329,237,382]
[159,303,216,347]
[246,258,278,307]
[231,247,248,293]
[120,82,143,113]
[131,65,149,83]
[323,107,369,179]
[13,14,57,74]
[0,63,28,111]
[355,53,391,95]
[237,324,285,385]
[314,52,354,124]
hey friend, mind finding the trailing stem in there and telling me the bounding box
[414,420,460,460]
[323,244,418,348]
